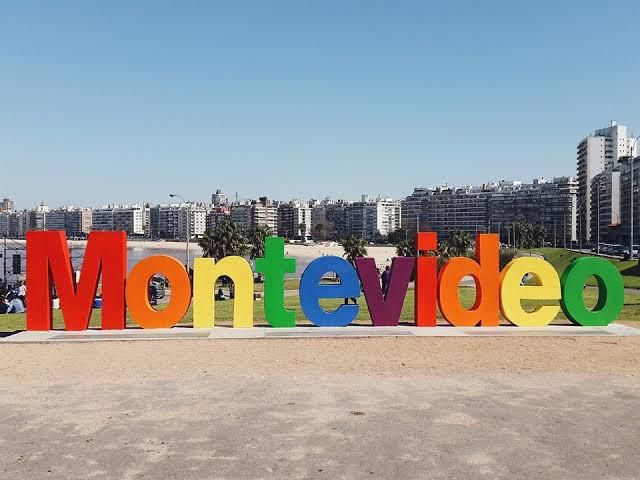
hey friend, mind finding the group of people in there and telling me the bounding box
[0,281,26,314]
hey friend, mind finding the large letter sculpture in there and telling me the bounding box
[26,231,126,331]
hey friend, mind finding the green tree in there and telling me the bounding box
[248,224,271,260]
[340,236,368,266]
[442,229,472,258]
[198,217,248,261]
[532,223,547,248]
[395,237,416,257]
[513,221,546,249]
[387,228,409,245]
[372,232,387,245]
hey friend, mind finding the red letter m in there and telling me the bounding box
[26,231,126,331]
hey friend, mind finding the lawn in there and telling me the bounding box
[524,248,640,289]
[2,287,639,332]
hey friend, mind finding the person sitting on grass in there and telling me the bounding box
[215,288,226,301]
[0,296,9,314]
[6,294,25,314]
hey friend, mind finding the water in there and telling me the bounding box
[126,246,312,276]
[2,243,340,283]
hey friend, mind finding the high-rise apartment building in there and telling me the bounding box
[277,201,312,239]
[347,197,401,240]
[405,177,577,244]
[619,156,640,247]
[7,211,27,238]
[401,187,432,232]
[577,121,636,241]
[27,203,49,231]
[178,203,207,240]
[205,207,230,231]
[211,189,228,207]
[0,198,14,212]
[590,170,621,244]
[92,205,145,235]
[46,206,93,237]
[230,197,278,233]
[420,186,488,238]
[149,203,207,239]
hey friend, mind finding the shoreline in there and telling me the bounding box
[7,238,399,267]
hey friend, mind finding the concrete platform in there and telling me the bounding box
[1,323,638,343]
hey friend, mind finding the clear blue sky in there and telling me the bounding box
[1,1,639,208]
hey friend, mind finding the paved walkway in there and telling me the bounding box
[3,323,639,343]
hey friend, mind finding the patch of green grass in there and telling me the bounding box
[524,248,640,289]
[2,287,639,332]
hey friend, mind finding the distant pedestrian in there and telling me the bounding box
[337,274,357,305]
[18,281,26,303]
[381,266,391,295]
[148,284,158,306]
[7,294,25,314]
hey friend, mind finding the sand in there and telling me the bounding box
[2,334,639,385]
[2,333,640,479]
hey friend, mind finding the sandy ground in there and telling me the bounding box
[1,335,640,479]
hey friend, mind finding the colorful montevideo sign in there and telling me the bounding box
[25,231,624,331]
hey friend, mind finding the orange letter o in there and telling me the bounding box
[126,255,191,329]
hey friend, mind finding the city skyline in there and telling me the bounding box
[3,172,577,210]
[2,1,639,206]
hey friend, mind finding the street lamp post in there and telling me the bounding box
[596,182,600,255]
[575,197,587,254]
[169,193,190,270]
[629,137,639,261]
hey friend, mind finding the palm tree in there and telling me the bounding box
[248,225,271,260]
[341,236,368,266]
[198,217,248,299]
[298,222,307,240]
[198,217,248,261]
[388,228,409,245]
[395,237,416,257]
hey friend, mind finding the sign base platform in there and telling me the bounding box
[2,323,639,343]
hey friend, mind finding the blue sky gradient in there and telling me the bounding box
[1,0,639,208]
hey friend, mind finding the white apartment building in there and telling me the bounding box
[177,203,207,240]
[577,121,637,241]
[46,206,92,237]
[230,198,278,233]
[347,196,401,240]
[27,203,49,231]
[92,205,145,235]
[149,203,208,240]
